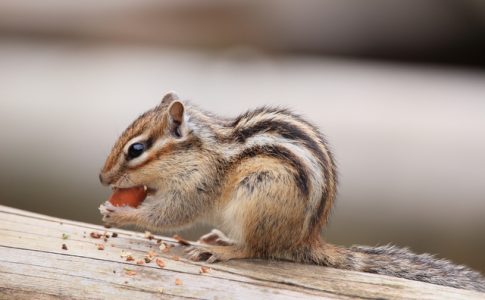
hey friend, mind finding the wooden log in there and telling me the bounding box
[0,205,483,299]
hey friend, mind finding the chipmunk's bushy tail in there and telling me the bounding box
[305,243,485,292]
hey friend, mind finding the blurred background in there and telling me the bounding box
[0,0,484,273]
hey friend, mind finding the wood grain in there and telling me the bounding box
[0,205,483,300]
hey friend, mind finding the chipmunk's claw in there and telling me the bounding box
[185,246,221,263]
[184,229,237,263]
[98,201,136,226]
[206,254,219,264]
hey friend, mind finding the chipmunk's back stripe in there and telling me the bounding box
[217,105,337,230]
[231,106,291,128]
[309,133,336,229]
[232,119,326,167]
[232,116,333,223]
[230,145,310,197]
[278,111,338,228]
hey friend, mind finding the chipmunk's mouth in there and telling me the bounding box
[109,185,157,208]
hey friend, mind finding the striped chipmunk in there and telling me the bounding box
[99,92,485,292]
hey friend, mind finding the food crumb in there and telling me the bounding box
[62,233,69,240]
[144,231,154,240]
[125,255,135,262]
[175,278,183,286]
[155,258,165,268]
[144,250,157,263]
[173,234,190,246]
[161,242,171,253]
[120,250,128,257]
[96,244,105,251]
[90,232,102,239]
[199,266,210,274]
[124,268,137,276]
[136,260,145,265]
[61,244,68,250]
[111,232,118,238]
[158,288,164,293]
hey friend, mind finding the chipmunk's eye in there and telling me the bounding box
[127,142,145,159]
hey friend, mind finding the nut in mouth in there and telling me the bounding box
[108,185,157,208]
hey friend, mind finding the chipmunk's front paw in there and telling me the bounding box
[98,201,136,227]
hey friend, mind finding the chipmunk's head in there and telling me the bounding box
[99,92,197,200]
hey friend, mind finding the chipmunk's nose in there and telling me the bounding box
[99,173,110,186]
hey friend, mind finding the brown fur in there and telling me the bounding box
[99,93,485,293]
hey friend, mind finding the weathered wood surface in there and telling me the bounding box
[0,205,483,300]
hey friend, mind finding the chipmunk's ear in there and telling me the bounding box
[167,100,185,138]
[169,101,184,123]
[160,91,179,106]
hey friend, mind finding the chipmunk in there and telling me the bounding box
[99,92,485,292]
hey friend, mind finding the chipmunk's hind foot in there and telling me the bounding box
[185,245,248,263]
